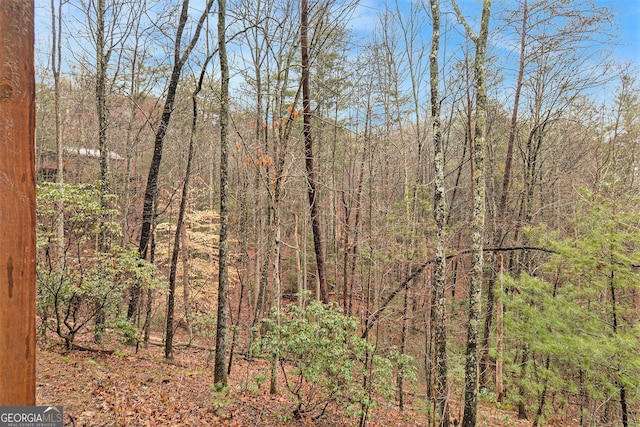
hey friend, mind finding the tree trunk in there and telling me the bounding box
[609,269,629,427]
[143,195,158,347]
[93,0,110,343]
[517,346,529,420]
[214,0,230,388]
[451,2,492,426]
[480,1,528,383]
[398,286,408,411]
[301,0,329,304]
[96,0,109,196]
[51,0,64,261]
[429,1,449,424]
[495,256,504,402]
[165,50,204,359]
[0,0,36,405]
[181,221,192,342]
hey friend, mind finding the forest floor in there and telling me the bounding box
[35,333,537,427]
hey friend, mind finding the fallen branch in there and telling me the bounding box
[68,344,115,354]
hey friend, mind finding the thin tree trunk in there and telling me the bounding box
[480,0,528,384]
[294,213,304,308]
[451,2,492,426]
[301,0,328,304]
[269,207,282,394]
[518,346,529,420]
[429,1,449,424]
[227,256,245,375]
[609,269,629,427]
[51,0,65,261]
[165,100,196,360]
[93,0,110,343]
[96,0,109,196]
[143,197,158,347]
[532,355,550,427]
[398,285,408,411]
[181,221,192,342]
[214,0,230,388]
[167,29,216,359]
[496,256,504,402]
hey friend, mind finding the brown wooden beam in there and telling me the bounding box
[0,0,36,406]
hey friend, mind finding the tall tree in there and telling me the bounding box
[451,1,492,426]
[301,0,329,303]
[128,0,213,321]
[479,0,528,388]
[93,0,110,342]
[429,1,449,425]
[95,0,109,196]
[214,0,230,387]
[0,0,36,405]
[50,0,65,260]
[165,58,210,360]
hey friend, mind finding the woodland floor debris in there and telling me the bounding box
[36,333,539,427]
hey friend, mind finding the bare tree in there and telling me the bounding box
[301,0,329,304]
[429,2,449,425]
[451,1,492,426]
[50,0,66,261]
[214,0,230,387]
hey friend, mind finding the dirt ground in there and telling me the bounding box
[36,334,532,427]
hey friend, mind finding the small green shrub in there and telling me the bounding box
[36,182,163,348]
[257,301,414,422]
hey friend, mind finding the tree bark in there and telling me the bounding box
[451,1,492,426]
[214,0,230,388]
[51,0,65,261]
[301,0,329,304]
[429,1,449,424]
[0,0,36,405]
[94,0,109,343]
[495,256,504,402]
[96,0,109,195]
[181,221,192,342]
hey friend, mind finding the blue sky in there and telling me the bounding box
[608,0,640,63]
[352,0,639,64]
[34,0,639,66]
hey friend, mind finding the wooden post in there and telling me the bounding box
[0,0,36,405]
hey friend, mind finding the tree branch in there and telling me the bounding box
[361,245,557,338]
[451,0,477,42]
